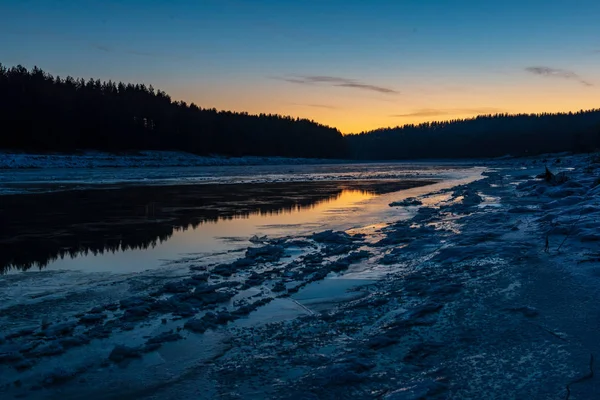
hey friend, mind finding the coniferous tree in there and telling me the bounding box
[0,64,347,158]
[1,63,599,159]
[347,111,600,159]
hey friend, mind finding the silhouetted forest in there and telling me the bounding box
[2,64,600,160]
[348,110,600,159]
[0,64,346,158]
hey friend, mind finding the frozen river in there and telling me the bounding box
[4,155,600,399]
[0,160,481,194]
[0,162,483,274]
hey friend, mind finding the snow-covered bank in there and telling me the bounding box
[2,154,600,398]
[0,150,346,169]
[0,160,476,196]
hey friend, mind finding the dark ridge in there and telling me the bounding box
[0,63,347,159]
[1,63,599,161]
[347,109,600,159]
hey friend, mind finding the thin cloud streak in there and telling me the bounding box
[93,44,112,52]
[288,103,338,110]
[126,50,156,57]
[91,43,190,61]
[525,66,593,87]
[276,75,399,94]
[391,108,505,118]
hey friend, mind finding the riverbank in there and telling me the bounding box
[1,154,600,399]
[0,179,435,274]
[0,151,348,170]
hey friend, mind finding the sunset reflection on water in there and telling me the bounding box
[7,188,378,274]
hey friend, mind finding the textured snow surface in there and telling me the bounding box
[2,153,600,399]
[0,158,476,195]
[0,150,345,169]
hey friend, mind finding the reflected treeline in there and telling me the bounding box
[0,180,425,273]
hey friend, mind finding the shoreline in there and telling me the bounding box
[0,179,436,274]
[0,149,577,172]
[1,154,600,398]
[0,158,474,196]
[0,151,350,170]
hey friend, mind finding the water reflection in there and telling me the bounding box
[0,180,424,273]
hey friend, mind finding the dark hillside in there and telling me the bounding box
[347,111,600,159]
[0,64,347,159]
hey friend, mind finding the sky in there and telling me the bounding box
[1,0,600,134]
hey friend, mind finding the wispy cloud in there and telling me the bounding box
[525,66,593,87]
[391,108,504,118]
[92,43,154,57]
[275,75,399,94]
[288,103,338,110]
[126,50,156,57]
[92,44,112,52]
[91,43,190,61]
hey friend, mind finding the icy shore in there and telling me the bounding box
[2,154,600,398]
[0,150,346,169]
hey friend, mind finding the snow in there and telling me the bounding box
[0,158,479,195]
[2,153,600,398]
[0,150,346,169]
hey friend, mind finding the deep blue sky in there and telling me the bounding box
[2,0,599,132]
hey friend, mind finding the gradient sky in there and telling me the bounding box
[2,0,600,133]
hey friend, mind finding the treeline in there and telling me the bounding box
[347,111,600,159]
[2,64,600,160]
[0,64,347,158]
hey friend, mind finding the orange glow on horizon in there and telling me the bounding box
[167,77,600,135]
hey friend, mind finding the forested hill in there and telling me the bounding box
[347,110,600,159]
[2,64,600,161]
[0,64,347,158]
